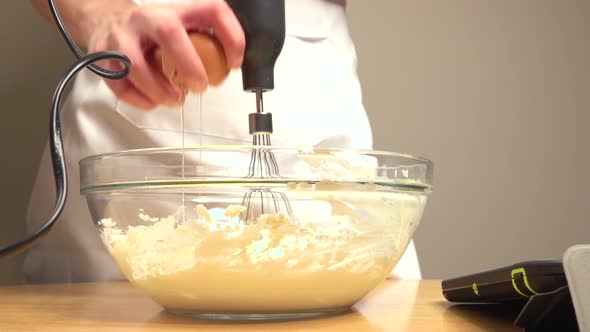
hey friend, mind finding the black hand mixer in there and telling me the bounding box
[226,0,295,223]
[0,0,290,258]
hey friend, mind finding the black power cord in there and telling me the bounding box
[0,0,131,258]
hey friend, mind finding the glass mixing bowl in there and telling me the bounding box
[80,146,433,320]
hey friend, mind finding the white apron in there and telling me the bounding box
[24,0,420,283]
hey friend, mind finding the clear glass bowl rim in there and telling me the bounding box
[81,145,433,164]
[79,145,434,191]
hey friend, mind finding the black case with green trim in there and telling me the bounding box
[442,260,566,303]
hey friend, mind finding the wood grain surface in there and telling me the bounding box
[0,280,522,331]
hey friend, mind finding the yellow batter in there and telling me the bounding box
[98,183,426,314]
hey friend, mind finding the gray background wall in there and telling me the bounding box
[348,0,589,278]
[0,1,588,284]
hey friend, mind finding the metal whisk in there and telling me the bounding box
[241,91,295,224]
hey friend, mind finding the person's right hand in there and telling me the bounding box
[85,0,245,110]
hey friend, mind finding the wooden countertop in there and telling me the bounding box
[0,280,522,331]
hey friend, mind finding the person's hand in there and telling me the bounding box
[85,0,245,110]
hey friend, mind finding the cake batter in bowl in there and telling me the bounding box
[80,146,433,320]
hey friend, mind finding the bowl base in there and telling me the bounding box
[166,307,350,321]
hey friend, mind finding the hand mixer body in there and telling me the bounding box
[225,0,286,93]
